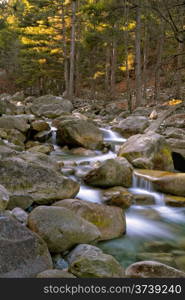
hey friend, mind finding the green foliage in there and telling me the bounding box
[0,0,184,96]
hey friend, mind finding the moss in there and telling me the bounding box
[152,146,173,171]
[82,212,112,229]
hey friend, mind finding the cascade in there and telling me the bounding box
[130,172,164,205]
[100,127,126,143]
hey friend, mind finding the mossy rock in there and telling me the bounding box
[52,199,126,241]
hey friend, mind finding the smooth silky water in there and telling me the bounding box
[49,125,185,268]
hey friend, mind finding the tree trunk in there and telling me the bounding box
[135,0,142,108]
[75,49,80,97]
[110,24,117,97]
[69,0,76,100]
[105,45,111,93]
[124,0,132,112]
[154,22,165,104]
[61,2,69,97]
[142,10,148,105]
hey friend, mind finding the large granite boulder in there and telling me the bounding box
[67,244,125,278]
[118,132,174,171]
[0,115,30,133]
[29,95,73,118]
[0,156,79,208]
[0,212,53,278]
[52,199,126,241]
[56,119,104,150]
[28,206,101,253]
[113,116,149,138]
[84,158,133,188]
[125,261,185,278]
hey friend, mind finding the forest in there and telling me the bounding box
[1,0,185,281]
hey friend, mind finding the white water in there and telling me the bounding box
[100,127,126,143]
[126,213,174,239]
[47,121,58,149]
[51,127,57,146]
[130,173,164,205]
[129,172,185,225]
[77,185,102,203]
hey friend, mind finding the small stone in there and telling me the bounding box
[11,207,28,225]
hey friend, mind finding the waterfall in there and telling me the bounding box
[50,126,57,145]
[100,127,126,143]
[130,172,164,205]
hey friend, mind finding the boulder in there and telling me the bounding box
[28,144,54,154]
[102,186,134,208]
[164,113,185,128]
[125,261,185,278]
[162,127,185,139]
[118,132,174,171]
[0,213,53,278]
[56,119,104,150]
[11,91,25,102]
[33,130,52,143]
[0,94,17,115]
[69,147,96,156]
[67,244,125,278]
[31,120,50,132]
[11,207,28,225]
[0,115,30,133]
[113,116,149,138]
[0,184,9,210]
[132,107,152,116]
[165,138,185,158]
[0,156,80,208]
[29,95,73,118]
[132,193,155,205]
[0,128,26,148]
[0,144,18,159]
[52,199,126,241]
[18,151,60,171]
[84,158,133,188]
[36,269,76,278]
[164,194,185,207]
[134,169,185,197]
[28,206,101,253]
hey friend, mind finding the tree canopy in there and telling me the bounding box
[0,0,185,106]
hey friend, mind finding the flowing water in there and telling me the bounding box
[49,123,185,269]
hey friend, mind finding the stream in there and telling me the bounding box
[49,125,185,269]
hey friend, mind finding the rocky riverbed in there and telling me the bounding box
[1,92,185,278]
